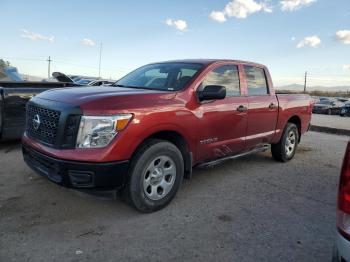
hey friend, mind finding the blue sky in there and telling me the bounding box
[1,0,350,87]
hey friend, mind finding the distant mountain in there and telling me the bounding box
[276,84,350,92]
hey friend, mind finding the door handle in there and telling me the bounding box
[237,105,248,112]
[269,103,277,109]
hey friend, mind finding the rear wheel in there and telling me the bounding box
[271,123,299,162]
[123,139,184,213]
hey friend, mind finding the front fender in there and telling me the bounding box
[112,121,196,161]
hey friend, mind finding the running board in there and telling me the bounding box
[196,144,270,168]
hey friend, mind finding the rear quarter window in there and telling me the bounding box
[244,66,269,96]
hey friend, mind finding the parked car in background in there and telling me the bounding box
[76,78,114,86]
[0,66,117,141]
[88,80,115,86]
[22,59,313,212]
[313,100,336,115]
[319,97,330,101]
[75,78,95,85]
[333,141,350,261]
[52,72,76,83]
[340,102,350,117]
[331,101,346,115]
[0,81,79,141]
[336,97,349,103]
[54,73,115,86]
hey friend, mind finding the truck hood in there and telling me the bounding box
[37,85,175,106]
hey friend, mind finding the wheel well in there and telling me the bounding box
[137,131,193,179]
[287,116,301,141]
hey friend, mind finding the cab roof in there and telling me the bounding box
[155,59,266,68]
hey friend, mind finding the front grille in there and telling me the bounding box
[26,104,61,145]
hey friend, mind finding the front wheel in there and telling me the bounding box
[271,123,299,162]
[124,139,184,213]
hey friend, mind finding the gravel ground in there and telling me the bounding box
[311,114,350,130]
[0,132,348,262]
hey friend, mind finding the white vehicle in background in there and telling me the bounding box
[333,141,350,261]
[53,72,115,86]
[76,78,115,86]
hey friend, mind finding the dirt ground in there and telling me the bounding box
[0,131,348,262]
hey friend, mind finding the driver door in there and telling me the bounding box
[196,64,248,161]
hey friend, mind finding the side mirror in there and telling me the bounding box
[198,85,226,101]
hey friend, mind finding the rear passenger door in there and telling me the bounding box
[244,65,278,149]
[196,64,248,161]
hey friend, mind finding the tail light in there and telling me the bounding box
[337,141,350,240]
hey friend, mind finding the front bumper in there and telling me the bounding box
[22,144,129,189]
[333,230,350,262]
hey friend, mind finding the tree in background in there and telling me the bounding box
[0,59,10,68]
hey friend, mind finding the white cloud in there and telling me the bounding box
[209,11,227,23]
[20,29,54,43]
[165,19,188,32]
[81,38,96,46]
[291,36,296,41]
[296,35,321,48]
[335,30,350,44]
[343,65,350,70]
[224,0,264,19]
[280,0,316,11]
[261,2,273,13]
[209,0,273,22]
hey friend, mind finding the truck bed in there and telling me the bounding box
[274,93,313,142]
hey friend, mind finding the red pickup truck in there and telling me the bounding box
[22,59,313,212]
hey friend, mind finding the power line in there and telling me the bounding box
[0,56,46,62]
[0,56,132,72]
[53,60,130,73]
[308,73,350,78]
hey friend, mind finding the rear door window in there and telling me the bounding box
[244,66,269,96]
[201,65,240,96]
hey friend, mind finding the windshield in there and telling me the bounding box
[114,62,203,91]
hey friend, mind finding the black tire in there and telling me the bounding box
[123,139,184,213]
[271,123,299,162]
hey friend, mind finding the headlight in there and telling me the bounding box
[76,114,133,148]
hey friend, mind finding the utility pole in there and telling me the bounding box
[304,71,307,93]
[98,43,102,79]
[47,56,52,78]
